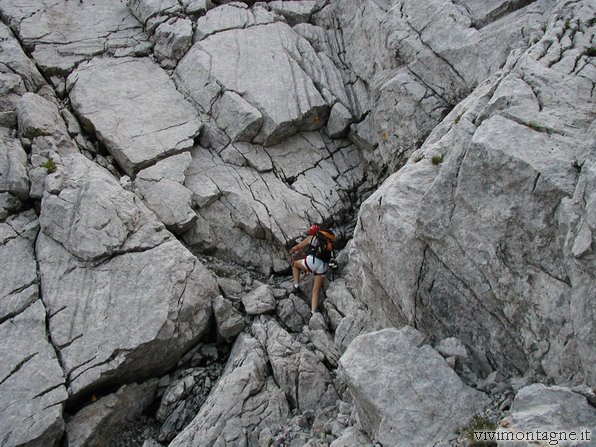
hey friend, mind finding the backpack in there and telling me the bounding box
[309,229,335,263]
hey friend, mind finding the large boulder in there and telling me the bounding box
[37,153,218,400]
[497,384,596,446]
[0,0,150,75]
[169,333,290,447]
[339,327,489,446]
[0,300,68,447]
[67,57,202,176]
[346,0,596,386]
[66,380,159,447]
[174,21,330,145]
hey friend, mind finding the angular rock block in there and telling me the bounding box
[68,57,202,176]
[340,327,489,446]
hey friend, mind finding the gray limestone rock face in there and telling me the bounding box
[193,3,280,42]
[134,153,197,234]
[252,315,338,412]
[268,1,318,26]
[17,92,69,139]
[67,57,202,176]
[326,102,353,139]
[497,384,596,446]
[0,210,38,322]
[211,91,263,142]
[0,131,30,201]
[153,17,194,68]
[339,327,489,446]
[276,294,311,332]
[0,0,151,75]
[129,0,182,30]
[66,380,159,447]
[435,337,469,360]
[37,153,218,400]
[0,300,68,447]
[169,333,290,447]
[241,284,276,315]
[0,22,46,93]
[175,22,328,145]
[346,0,596,387]
[213,295,245,342]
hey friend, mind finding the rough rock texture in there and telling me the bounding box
[211,91,263,142]
[340,327,489,446]
[134,153,196,233]
[0,301,68,447]
[66,380,158,447]
[241,284,276,314]
[0,131,29,205]
[213,295,245,342]
[324,0,557,175]
[175,21,331,145]
[0,0,151,75]
[183,132,364,273]
[498,384,596,446]
[169,333,290,447]
[17,92,68,139]
[0,210,38,322]
[68,57,201,176]
[37,153,218,399]
[346,0,596,386]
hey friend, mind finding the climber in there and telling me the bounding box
[289,224,336,314]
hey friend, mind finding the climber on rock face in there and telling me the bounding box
[289,224,336,314]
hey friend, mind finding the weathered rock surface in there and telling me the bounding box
[68,57,201,176]
[153,17,194,68]
[0,0,151,75]
[241,283,276,315]
[66,380,158,447]
[175,21,330,145]
[0,131,29,202]
[0,210,38,322]
[17,92,69,139]
[169,333,290,447]
[183,132,363,273]
[497,384,596,446]
[340,327,489,446]
[268,1,318,26]
[0,300,68,447]
[253,316,338,412]
[347,0,596,386]
[134,153,196,233]
[211,91,263,142]
[213,295,245,342]
[37,153,218,399]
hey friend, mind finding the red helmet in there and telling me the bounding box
[308,224,320,235]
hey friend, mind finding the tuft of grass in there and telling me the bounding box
[585,47,596,57]
[40,159,57,173]
[465,415,497,444]
[454,109,466,124]
[431,155,444,165]
[412,154,424,163]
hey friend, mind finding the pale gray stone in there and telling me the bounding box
[0,301,68,447]
[0,0,150,74]
[169,333,289,447]
[268,1,318,26]
[175,22,328,145]
[339,327,489,446]
[241,284,276,314]
[129,0,182,30]
[68,57,201,176]
[0,210,38,322]
[276,294,311,332]
[17,92,68,139]
[193,3,279,41]
[252,316,338,412]
[37,153,218,400]
[212,91,263,142]
[329,426,372,447]
[326,102,352,138]
[213,295,245,342]
[134,153,196,234]
[497,384,596,446]
[0,22,46,92]
[66,380,159,447]
[0,132,29,200]
[153,17,194,67]
[436,337,469,360]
